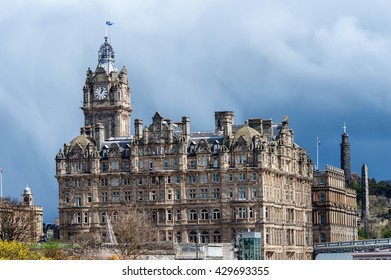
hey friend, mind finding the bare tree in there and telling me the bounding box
[111,206,164,259]
[0,197,36,242]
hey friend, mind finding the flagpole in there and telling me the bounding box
[0,169,3,198]
[316,137,319,171]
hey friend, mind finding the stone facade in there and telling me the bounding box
[312,165,358,243]
[55,37,314,260]
[0,185,43,242]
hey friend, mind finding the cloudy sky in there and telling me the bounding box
[1,0,390,223]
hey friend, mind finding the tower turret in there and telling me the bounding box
[340,123,351,184]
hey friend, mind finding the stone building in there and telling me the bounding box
[0,185,43,242]
[312,165,358,243]
[55,37,314,260]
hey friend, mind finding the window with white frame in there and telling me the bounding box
[124,177,131,186]
[239,173,246,182]
[188,189,196,199]
[239,187,247,200]
[111,161,119,170]
[212,173,220,183]
[227,188,234,199]
[212,188,220,199]
[201,209,209,220]
[189,209,197,220]
[175,189,180,200]
[212,209,221,220]
[112,192,120,202]
[74,193,82,206]
[200,188,208,199]
[200,174,207,183]
[101,192,108,202]
[124,191,131,202]
[111,178,120,187]
[188,175,195,183]
[151,190,156,201]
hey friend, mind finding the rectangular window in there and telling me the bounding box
[137,177,143,185]
[111,178,119,187]
[249,207,254,218]
[239,187,247,200]
[200,188,208,199]
[227,174,233,182]
[111,161,119,170]
[149,161,153,170]
[112,192,120,202]
[74,193,82,206]
[124,191,131,202]
[175,176,180,184]
[166,209,172,221]
[151,190,156,201]
[200,174,207,184]
[252,172,257,181]
[188,189,196,199]
[175,209,181,220]
[137,191,143,201]
[124,177,131,186]
[101,192,108,202]
[212,173,220,183]
[86,179,91,187]
[101,178,108,187]
[75,180,81,187]
[227,188,234,199]
[239,173,246,182]
[167,176,172,184]
[167,190,172,200]
[190,160,196,169]
[101,163,107,172]
[164,160,169,169]
[212,188,220,199]
[175,189,180,200]
[83,212,88,224]
[87,193,92,203]
[188,175,195,184]
[239,207,247,219]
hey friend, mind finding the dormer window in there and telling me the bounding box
[189,142,196,154]
[102,146,109,158]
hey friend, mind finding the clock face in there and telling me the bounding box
[95,86,108,100]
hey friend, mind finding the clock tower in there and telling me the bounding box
[82,36,132,147]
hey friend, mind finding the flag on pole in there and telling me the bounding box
[106,21,114,26]
[317,138,320,145]
[0,168,3,174]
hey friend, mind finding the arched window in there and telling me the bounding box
[189,230,197,243]
[212,209,221,220]
[213,230,221,243]
[201,209,209,220]
[189,209,197,220]
[101,212,107,224]
[201,230,209,244]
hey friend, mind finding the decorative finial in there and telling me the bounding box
[343,122,347,134]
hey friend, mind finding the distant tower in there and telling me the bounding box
[22,184,33,206]
[361,164,370,225]
[340,123,351,184]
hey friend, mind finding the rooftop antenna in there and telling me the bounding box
[343,122,347,134]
